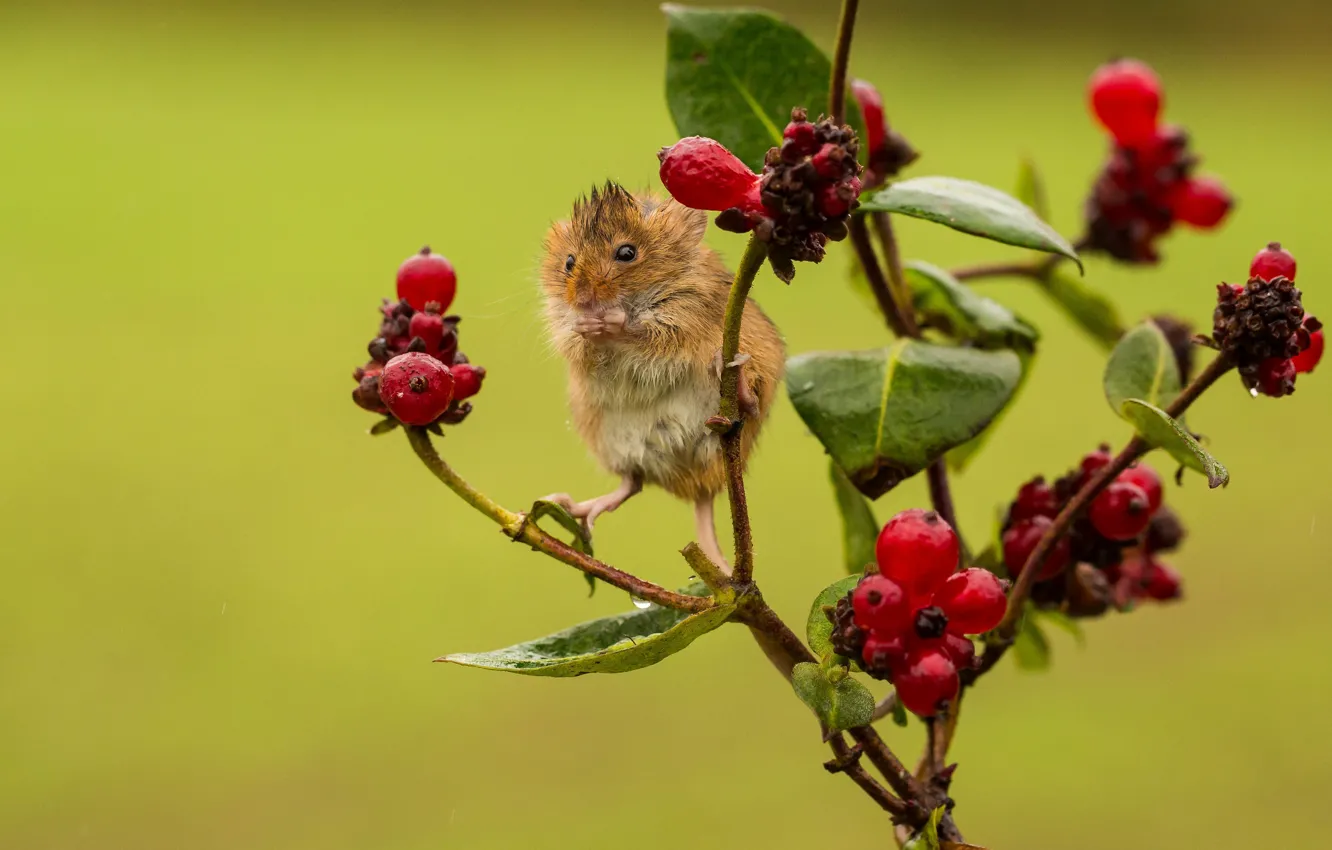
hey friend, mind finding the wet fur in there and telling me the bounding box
[541,183,785,501]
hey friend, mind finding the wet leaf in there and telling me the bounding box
[906,260,1039,352]
[1040,269,1126,349]
[787,341,1022,498]
[859,176,1081,267]
[1120,399,1229,488]
[663,5,863,171]
[807,574,861,657]
[792,662,876,736]
[830,461,879,574]
[1104,320,1182,414]
[440,585,732,677]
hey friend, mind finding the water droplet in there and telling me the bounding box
[1249,387,1260,398]
[631,596,652,610]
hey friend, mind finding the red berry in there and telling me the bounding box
[1001,516,1071,581]
[894,648,959,717]
[1079,446,1113,486]
[408,310,446,357]
[811,143,842,179]
[850,79,886,154]
[818,184,851,218]
[1294,322,1324,374]
[378,352,455,426]
[931,569,1008,635]
[1089,481,1152,541]
[1255,357,1296,397]
[876,509,960,598]
[1169,176,1233,229]
[1088,59,1162,148]
[782,120,818,156]
[851,574,911,636]
[939,633,976,671]
[1249,242,1297,282]
[738,177,766,216]
[861,632,907,672]
[450,363,485,401]
[658,136,758,211]
[1143,560,1183,601]
[1011,477,1059,522]
[1118,464,1163,515]
[396,248,457,313]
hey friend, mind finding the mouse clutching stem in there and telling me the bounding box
[540,182,785,571]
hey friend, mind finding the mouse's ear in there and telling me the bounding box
[647,198,707,248]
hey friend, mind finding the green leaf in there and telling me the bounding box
[807,575,861,658]
[1120,399,1230,488]
[1014,157,1049,222]
[906,260,1039,352]
[787,341,1022,498]
[1040,269,1126,349]
[441,586,732,677]
[662,5,863,172]
[1011,609,1051,671]
[527,499,598,595]
[792,662,875,737]
[890,696,908,727]
[948,348,1035,472]
[1103,320,1182,415]
[830,461,879,574]
[1038,609,1085,648]
[368,417,400,436]
[904,807,947,850]
[859,176,1081,268]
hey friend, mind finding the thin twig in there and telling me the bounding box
[828,0,860,126]
[826,735,918,821]
[869,211,920,337]
[680,542,731,594]
[406,427,712,613]
[951,259,1048,282]
[849,217,909,336]
[870,690,899,723]
[717,236,768,586]
[926,460,959,533]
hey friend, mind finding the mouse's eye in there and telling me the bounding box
[614,244,637,263]
[564,255,575,273]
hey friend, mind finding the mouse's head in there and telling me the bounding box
[542,181,707,314]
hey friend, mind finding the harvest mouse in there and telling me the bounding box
[540,182,785,569]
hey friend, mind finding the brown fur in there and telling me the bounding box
[541,182,785,502]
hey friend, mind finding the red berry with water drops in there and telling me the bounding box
[1170,176,1233,229]
[876,509,961,598]
[1089,480,1153,541]
[1250,242,1297,282]
[658,136,758,211]
[1118,464,1163,515]
[450,363,486,401]
[378,352,455,426]
[1002,516,1071,581]
[851,574,912,635]
[894,648,959,716]
[932,569,1008,635]
[1255,357,1297,397]
[1011,477,1059,521]
[397,248,458,313]
[1088,59,1162,148]
[851,79,886,154]
[1294,320,1324,374]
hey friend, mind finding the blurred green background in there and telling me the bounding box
[3,2,1330,848]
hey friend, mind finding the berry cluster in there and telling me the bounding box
[658,108,863,282]
[850,79,918,188]
[350,248,486,428]
[1213,242,1321,397]
[826,510,1007,716]
[1083,59,1232,264]
[1001,449,1184,615]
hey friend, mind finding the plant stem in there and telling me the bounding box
[993,350,1235,637]
[870,691,899,723]
[926,459,959,534]
[405,427,711,613]
[718,235,768,586]
[827,735,918,821]
[849,217,909,336]
[951,258,1049,282]
[869,212,920,337]
[828,0,859,125]
[680,542,732,594]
